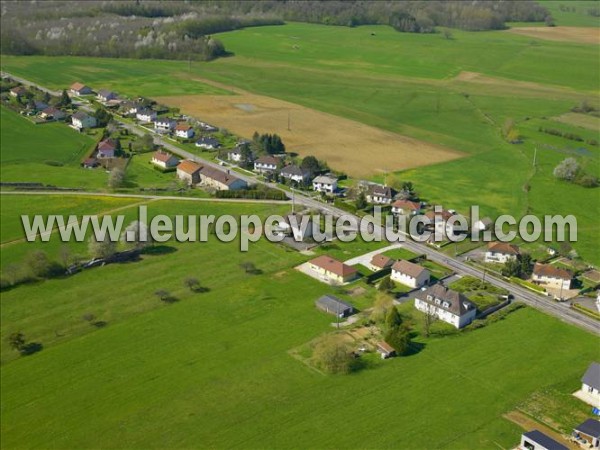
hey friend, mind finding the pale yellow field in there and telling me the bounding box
[505,26,599,45]
[552,112,600,131]
[156,82,463,177]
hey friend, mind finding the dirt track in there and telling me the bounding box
[156,81,463,178]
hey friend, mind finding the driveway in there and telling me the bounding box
[344,242,404,267]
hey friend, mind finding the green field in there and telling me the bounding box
[2,22,598,263]
[1,195,599,449]
[544,1,600,27]
[0,106,110,188]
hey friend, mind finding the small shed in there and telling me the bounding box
[376,341,396,359]
[315,295,354,318]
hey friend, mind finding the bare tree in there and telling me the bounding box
[88,235,117,259]
[108,167,126,189]
[423,305,438,338]
[183,277,200,292]
[120,220,152,250]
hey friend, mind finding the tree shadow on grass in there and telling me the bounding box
[142,245,178,256]
[20,342,43,356]
[403,341,426,357]
[161,296,179,304]
[192,286,210,294]
[93,321,108,328]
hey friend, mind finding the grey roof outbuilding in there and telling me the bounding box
[315,295,354,317]
[522,430,567,450]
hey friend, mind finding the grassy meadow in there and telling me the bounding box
[1,195,599,449]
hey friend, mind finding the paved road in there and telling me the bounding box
[5,72,598,336]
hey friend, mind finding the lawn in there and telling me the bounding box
[0,105,108,189]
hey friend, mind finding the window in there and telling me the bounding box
[435,298,441,305]
[427,295,433,301]
[522,440,534,450]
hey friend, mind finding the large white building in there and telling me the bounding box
[532,263,572,291]
[414,284,476,329]
[312,175,337,194]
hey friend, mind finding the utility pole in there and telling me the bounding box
[533,147,537,168]
[292,189,295,214]
[287,111,291,131]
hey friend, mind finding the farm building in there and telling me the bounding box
[97,89,117,102]
[175,123,195,139]
[280,165,310,184]
[71,111,96,130]
[254,155,280,174]
[414,284,476,329]
[573,419,600,448]
[519,430,567,450]
[391,200,422,216]
[195,136,221,150]
[308,255,357,284]
[369,254,394,271]
[532,263,572,290]
[151,151,179,169]
[315,295,354,318]
[391,260,430,289]
[485,242,520,263]
[176,160,202,185]
[198,166,247,191]
[69,82,92,96]
[312,175,337,193]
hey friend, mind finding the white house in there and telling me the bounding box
[272,214,314,241]
[312,175,337,193]
[485,242,520,264]
[579,362,600,407]
[391,200,422,216]
[519,430,567,450]
[195,136,221,150]
[71,111,96,129]
[532,263,572,291]
[366,184,394,204]
[254,155,280,174]
[175,123,195,139]
[391,260,430,289]
[69,82,92,96]
[473,217,493,232]
[136,109,157,123]
[97,89,117,102]
[425,209,465,237]
[280,165,310,184]
[414,284,476,329]
[97,139,117,159]
[151,150,179,169]
[154,118,176,132]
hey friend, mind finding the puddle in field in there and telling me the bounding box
[234,103,257,112]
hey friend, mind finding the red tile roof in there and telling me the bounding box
[175,123,192,131]
[152,151,175,163]
[177,160,202,175]
[533,263,572,280]
[70,82,88,91]
[391,199,421,211]
[487,242,520,256]
[97,139,117,152]
[309,255,357,278]
[370,254,394,269]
